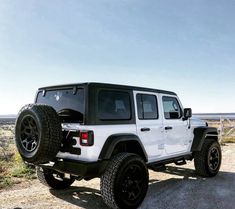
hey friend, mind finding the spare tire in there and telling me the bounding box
[15,104,62,164]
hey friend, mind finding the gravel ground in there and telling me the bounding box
[0,144,234,209]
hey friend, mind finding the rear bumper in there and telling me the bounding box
[40,159,108,179]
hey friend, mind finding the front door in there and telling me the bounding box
[160,94,191,155]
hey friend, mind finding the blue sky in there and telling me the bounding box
[0,0,235,114]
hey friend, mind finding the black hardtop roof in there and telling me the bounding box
[38,82,177,95]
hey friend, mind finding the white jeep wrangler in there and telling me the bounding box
[15,82,221,209]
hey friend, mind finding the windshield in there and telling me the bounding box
[36,88,84,123]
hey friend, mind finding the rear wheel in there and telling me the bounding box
[36,167,75,189]
[194,140,222,177]
[101,153,149,209]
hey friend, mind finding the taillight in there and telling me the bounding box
[80,131,94,146]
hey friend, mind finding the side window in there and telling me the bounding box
[137,94,158,119]
[98,90,131,120]
[162,96,182,119]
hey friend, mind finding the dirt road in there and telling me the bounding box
[1,144,235,209]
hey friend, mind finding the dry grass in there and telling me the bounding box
[222,137,235,143]
[0,126,35,190]
[207,120,235,143]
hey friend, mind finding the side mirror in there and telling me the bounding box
[183,108,192,120]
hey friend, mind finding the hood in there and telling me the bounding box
[190,116,207,127]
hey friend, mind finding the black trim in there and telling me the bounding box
[38,82,176,96]
[36,83,176,125]
[40,159,108,179]
[165,126,173,130]
[191,127,218,152]
[61,130,81,154]
[140,128,150,132]
[98,134,148,161]
[60,143,81,155]
[148,154,192,171]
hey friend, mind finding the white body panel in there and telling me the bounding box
[160,93,193,155]
[57,124,137,162]
[56,92,206,164]
[133,91,164,162]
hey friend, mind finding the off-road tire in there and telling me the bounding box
[101,153,149,209]
[36,167,75,189]
[194,140,222,177]
[15,104,62,164]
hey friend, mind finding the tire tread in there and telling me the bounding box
[194,140,221,177]
[101,153,148,209]
[15,104,62,164]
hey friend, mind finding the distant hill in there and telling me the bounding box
[193,113,235,120]
[0,114,16,118]
[0,115,16,124]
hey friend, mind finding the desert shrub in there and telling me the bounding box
[0,126,36,190]
[11,152,36,179]
[0,126,14,161]
[0,176,13,189]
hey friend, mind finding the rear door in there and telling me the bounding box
[160,94,191,155]
[134,91,164,162]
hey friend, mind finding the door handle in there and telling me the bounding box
[165,126,173,130]
[141,128,151,132]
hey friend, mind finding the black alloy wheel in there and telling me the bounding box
[119,164,145,205]
[208,146,220,171]
[20,115,39,153]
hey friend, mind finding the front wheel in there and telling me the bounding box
[36,167,75,190]
[101,153,149,209]
[194,140,222,177]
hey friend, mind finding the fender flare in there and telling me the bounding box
[191,127,218,152]
[98,134,148,161]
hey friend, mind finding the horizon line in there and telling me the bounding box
[1,112,235,117]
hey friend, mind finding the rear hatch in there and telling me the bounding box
[36,85,85,124]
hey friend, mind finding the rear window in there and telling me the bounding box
[36,88,84,123]
[98,90,131,120]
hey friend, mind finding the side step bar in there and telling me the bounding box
[174,159,186,165]
[148,154,191,171]
[148,164,166,172]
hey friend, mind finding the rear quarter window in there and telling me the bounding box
[98,90,131,120]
